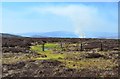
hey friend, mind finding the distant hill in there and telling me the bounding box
[0,33,22,38]
[33,31,79,38]
[6,31,118,39]
[18,31,79,38]
[18,31,118,39]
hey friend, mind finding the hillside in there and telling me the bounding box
[0,33,22,38]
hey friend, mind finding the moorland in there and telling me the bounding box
[1,34,119,78]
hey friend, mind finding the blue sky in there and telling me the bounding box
[2,2,118,36]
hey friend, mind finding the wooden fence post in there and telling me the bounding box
[100,42,103,51]
[60,42,63,51]
[41,41,46,51]
[42,43,45,51]
[80,42,83,51]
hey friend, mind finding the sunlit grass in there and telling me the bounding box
[30,43,61,52]
[45,43,60,49]
[60,58,118,70]
[30,44,65,60]
[35,51,65,60]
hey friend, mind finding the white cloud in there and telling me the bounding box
[32,4,117,37]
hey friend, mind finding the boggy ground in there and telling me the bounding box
[2,38,119,77]
[2,43,119,78]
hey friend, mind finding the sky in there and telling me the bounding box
[1,0,119,2]
[2,2,118,36]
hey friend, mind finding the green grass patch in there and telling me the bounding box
[30,43,61,52]
[45,43,59,48]
[30,45,42,52]
[30,43,65,60]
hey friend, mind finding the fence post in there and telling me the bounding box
[100,42,103,51]
[41,41,46,51]
[59,41,63,51]
[42,43,45,51]
[80,42,83,51]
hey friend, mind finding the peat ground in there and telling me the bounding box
[1,37,119,78]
